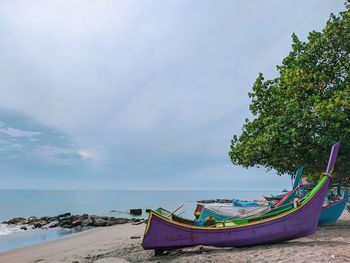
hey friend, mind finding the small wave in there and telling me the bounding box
[0,224,25,236]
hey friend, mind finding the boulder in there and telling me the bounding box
[72,218,83,227]
[81,218,94,227]
[27,217,38,225]
[59,220,72,228]
[42,220,59,229]
[34,220,47,228]
[59,215,74,222]
[7,217,26,225]
[57,212,71,218]
[20,226,28,230]
[129,209,142,216]
[94,218,107,227]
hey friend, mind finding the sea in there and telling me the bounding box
[0,189,281,253]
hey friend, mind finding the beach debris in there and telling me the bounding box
[130,235,141,239]
[331,255,335,259]
[132,219,147,225]
[129,209,142,216]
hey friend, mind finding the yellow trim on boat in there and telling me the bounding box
[147,176,328,231]
[145,212,153,234]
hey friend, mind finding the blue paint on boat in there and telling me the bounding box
[318,190,348,226]
[195,207,234,225]
[232,199,260,207]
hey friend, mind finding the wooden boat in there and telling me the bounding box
[194,167,304,223]
[318,190,349,226]
[142,143,340,252]
[263,194,284,202]
[196,167,347,227]
[263,167,304,203]
[154,207,194,226]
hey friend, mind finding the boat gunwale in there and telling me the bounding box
[322,191,348,210]
[144,175,329,233]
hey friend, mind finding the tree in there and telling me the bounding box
[229,2,350,185]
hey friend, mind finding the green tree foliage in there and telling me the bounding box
[229,3,350,184]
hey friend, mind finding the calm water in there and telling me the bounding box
[0,189,280,252]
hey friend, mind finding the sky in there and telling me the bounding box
[0,0,346,190]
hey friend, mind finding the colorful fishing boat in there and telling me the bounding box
[194,167,304,223]
[262,167,304,203]
[318,190,349,226]
[263,194,284,202]
[142,143,340,253]
[196,167,347,227]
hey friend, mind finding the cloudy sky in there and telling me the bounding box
[0,0,345,190]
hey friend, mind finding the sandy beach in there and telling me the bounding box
[0,210,349,263]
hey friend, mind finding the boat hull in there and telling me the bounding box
[318,191,348,226]
[142,177,329,250]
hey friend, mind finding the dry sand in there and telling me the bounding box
[1,210,350,263]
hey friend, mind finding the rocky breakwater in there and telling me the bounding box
[2,213,143,231]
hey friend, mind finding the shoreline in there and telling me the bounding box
[1,210,350,263]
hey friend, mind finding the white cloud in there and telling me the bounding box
[78,150,96,159]
[0,1,345,188]
[0,125,41,138]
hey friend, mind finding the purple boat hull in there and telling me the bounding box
[142,176,329,250]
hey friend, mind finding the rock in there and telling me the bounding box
[57,212,71,218]
[110,209,116,212]
[42,220,59,229]
[59,220,72,228]
[129,209,142,216]
[145,209,151,213]
[27,217,38,225]
[81,218,94,227]
[7,217,26,225]
[82,214,89,219]
[34,221,46,228]
[20,226,28,230]
[72,218,83,227]
[94,218,107,227]
[60,215,74,222]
